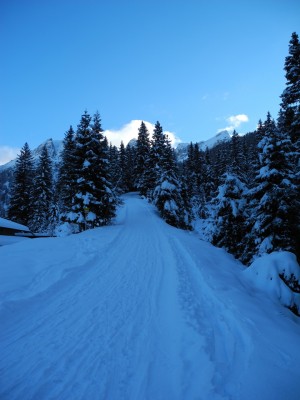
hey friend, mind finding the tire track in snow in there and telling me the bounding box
[0,194,256,400]
[0,196,171,400]
[169,236,254,399]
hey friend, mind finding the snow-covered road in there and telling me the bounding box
[1,193,300,399]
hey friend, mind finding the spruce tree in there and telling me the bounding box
[57,125,77,216]
[202,148,215,202]
[30,145,53,232]
[88,111,116,226]
[213,130,249,260]
[108,144,120,190]
[135,121,151,196]
[280,32,300,146]
[8,142,34,226]
[71,110,93,230]
[124,143,136,191]
[247,113,298,260]
[118,141,128,192]
[146,121,167,199]
[212,172,247,260]
[183,143,206,217]
[153,134,192,229]
[71,110,116,230]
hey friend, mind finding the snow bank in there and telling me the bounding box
[244,251,300,312]
[0,217,29,231]
[0,224,121,305]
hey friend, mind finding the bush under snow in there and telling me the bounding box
[245,251,300,314]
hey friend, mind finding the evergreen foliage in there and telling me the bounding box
[8,143,34,227]
[213,173,247,260]
[246,113,298,260]
[153,128,192,230]
[108,144,120,190]
[64,110,116,231]
[118,141,128,192]
[280,32,300,146]
[30,145,53,232]
[135,121,151,196]
[57,125,77,215]
[124,143,136,191]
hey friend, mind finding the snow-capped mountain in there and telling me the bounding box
[175,130,231,162]
[0,138,64,172]
[0,129,231,172]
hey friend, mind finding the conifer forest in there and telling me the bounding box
[2,32,300,268]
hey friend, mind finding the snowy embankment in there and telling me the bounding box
[0,193,300,400]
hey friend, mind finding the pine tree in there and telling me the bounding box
[146,121,167,199]
[153,134,192,229]
[8,142,34,226]
[280,32,300,146]
[57,125,77,216]
[108,144,120,190]
[183,143,206,217]
[71,110,116,229]
[118,141,128,192]
[70,110,93,230]
[30,145,53,232]
[135,121,151,196]
[88,111,117,226]
[246,113,298,260]
[202,148,215,202]
[229,130,243,176]
[213,172,247,260]
[124,143,136,191]
[213,130,249,260]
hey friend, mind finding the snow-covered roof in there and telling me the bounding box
[0,217,30,231]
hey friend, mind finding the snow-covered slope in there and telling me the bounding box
[0,194,300,400]
[176,130,231,162]
[0,138,63,172]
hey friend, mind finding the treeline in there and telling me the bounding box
[6,32,300,266]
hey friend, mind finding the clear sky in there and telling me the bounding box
[1,0,299,163]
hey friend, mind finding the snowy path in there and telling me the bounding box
[1,193,300,399]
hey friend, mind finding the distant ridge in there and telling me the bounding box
[0,128,231,171]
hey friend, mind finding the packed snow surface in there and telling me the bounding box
[0,193,300,400]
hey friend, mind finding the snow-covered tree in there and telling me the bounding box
[153,134,192,230]
[135,121,151,196]
[30,145,53,232]
[8,142,34,226]
[89,112,117,225]
[108,143,120,190]
[118,141,128,193]
[124,143,136,191]
[247,113,298,260]
[213,173,247,260]
[57,125,77,215]
[183,143,206,217]
[70,110,116,231]
[280,32,300,147]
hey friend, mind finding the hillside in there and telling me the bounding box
[1,193,300,400]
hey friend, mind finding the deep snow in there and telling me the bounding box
[0,193,300,400]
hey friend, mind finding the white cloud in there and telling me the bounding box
[0,146,20,166]
[218,114,249,133]
[105,120,181,147]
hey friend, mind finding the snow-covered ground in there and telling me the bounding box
[0,193,300,400]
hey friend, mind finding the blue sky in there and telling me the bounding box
[1,0,299,163]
